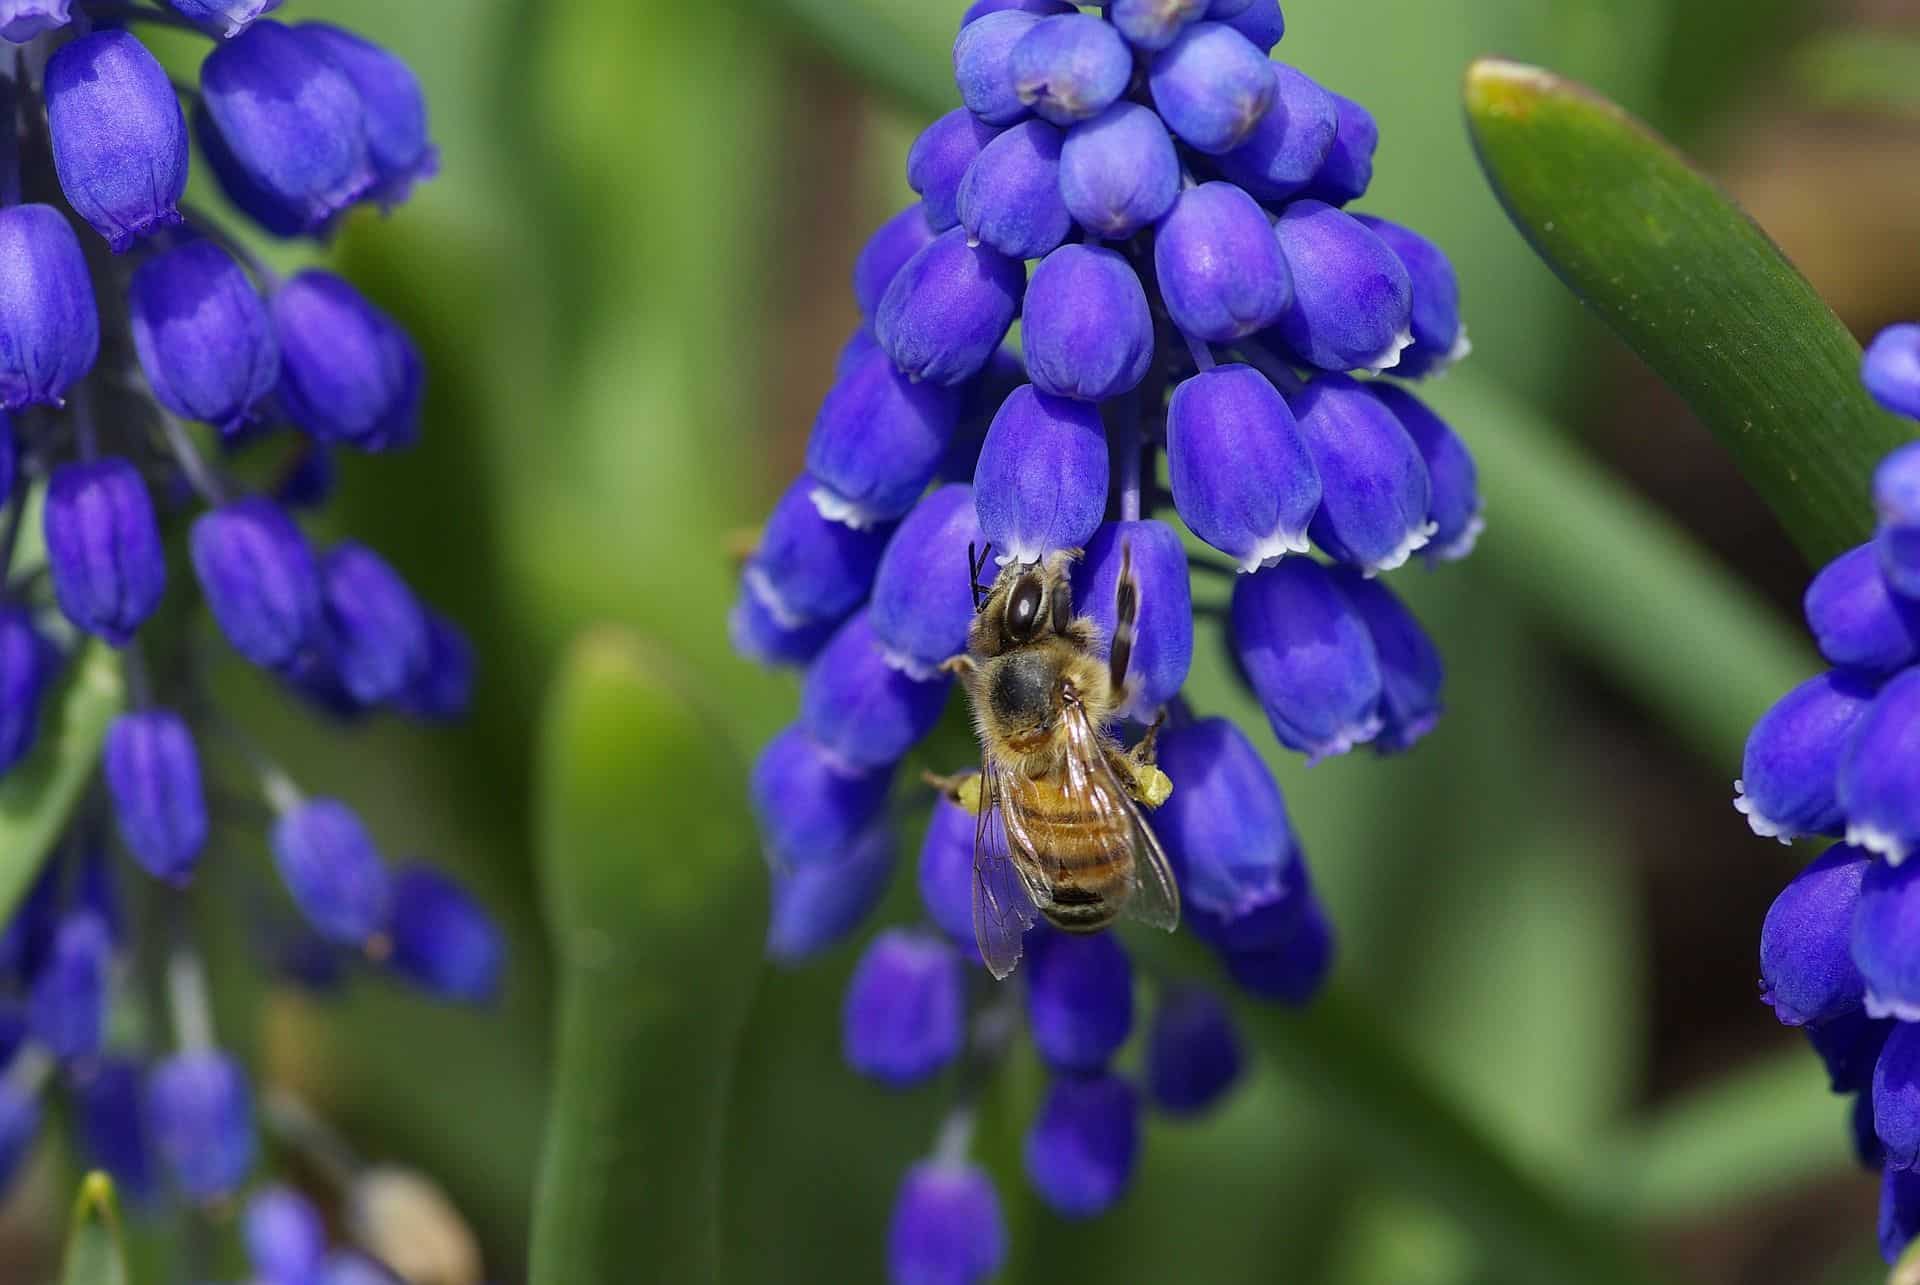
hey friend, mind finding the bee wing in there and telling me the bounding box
[973,759,1039,981]
[1058,701,1181,934]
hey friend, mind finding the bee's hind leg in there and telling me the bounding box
[1110,718,1173,811]
[920,768,986,816]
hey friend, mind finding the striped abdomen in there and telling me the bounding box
[1003,770,1133,933]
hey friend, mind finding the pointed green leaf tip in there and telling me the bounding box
[62,1172,129,1285]
[530,629,766,1285]
[1465,57,1916,566]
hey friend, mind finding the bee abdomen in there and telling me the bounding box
[1043,887,1119,933]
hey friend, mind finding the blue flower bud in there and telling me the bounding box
[888,1161,1006,1285]
[276,442,335,510]
[190,498,323,671]
[746,475,892,628]
[1271,201,1413,373]
[270,798,393,945]
[1874,442,1920,600]
[198,22,373,234]
[246,1185,327,1285]
[854,204,940,320]
[1755,844,1868,1027]
[806,344,962,527]
[1367,384,1483,563]
[1023,245,1151,402]
[0,1082,39,1197]
[394,611,472,721]
[1220,883,1334,1004]
[1109,0,1207,50]
[1332,568,1442,753]
[1302,91,1377,206]
[1865,323,1920,421]
[44,458,167,646]
[319,1252,404,1285]
[878,227,1024,389]
[943,348,1027,485]
[1352,215,1467,378]
[1154,718,1297,932]
[908,110,1001,233]
[864,486,983,678]
[1208,0,1257,14]
[1154,182,1292,343]
[1165,364,1320,570]
[28,910,110,1062]
[1853,852,1920,1028]
[953,9,1040,126]
[1071,520,1192,720]
[130,240,281,431]
[918,794,977,950]
[766,821,896,964]
[103,710,208,885]
[730,588,838,668]
[322,543,429,704]
[78,1057,155,1205]
[1148,22,1273,153]
[0,204,99,409]
[1024,1073,1140,1218]
[1011,13,1131,124]
[0,0,68,42]
[1059,102,1180,238]
[165,0,281,38]
[1220,0,1285,52]
[1843,668,1920,864]
[956,119,1071,260]
[1804,544,1920,676]
[294,24,437,206]
[1146,985,1244,1116]
[801,612,951,770]
[45,31,188,251]
[272,270,424,450]
[386,865,503,1004]
[1808,1008,1892,1094]
[1855,1091,1885,1171]
[1025,929,1133,1073]
[1287,374,1432,573]
[0,411,13,500]
[0,863,58,983]
[1885,1165,1920,1265]
[1216,63,1337,202]
[1735,670,1876,843]
[973,384,1108,565]
[843,929,965,1087]
[0,609,56,776]
[150,1049,254,1202]
[751,724,892,867]
[1231,558,1382,759]
[1876,1022,1920,1171]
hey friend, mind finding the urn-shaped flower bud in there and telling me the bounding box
[1804,544,1920,676]
[957,120,1071,261]
[1059,103,1181,238]
[270,798,393,945]
[1886,1165,1920,1265]
[801,612,950,770]
[1865,324,1920,421]
[103,710,209,885]
[806,344,962,528]
[1368,384,1483,562]
[1024,1073,1141,1218]
[730,589,837,669]
[1025,930,1134,1073]
[0,204,100,409]
[1153,717,1298,922]
[1146,986,1245,1115]
[0,610,56,776]
[953,9,1041,126]
[766,822,895,964]
[1874,442,1920,600]
[1221,0,1285,51]
[908,111,1000,233]
[1221,885,1335,1004]
[750,724,892,868]
[1840,668,1920,864]
[1148,23,1274,154]
[78,1057,154,1205]
[1809,1009,1892,1095]
[166,0,281,37]
[1303,91,1378,206]
[1011,13,1131,124]
[1109,0,1206,49]
[1231,558,1383,759]
[386,865,503,1003]
[854,204,940,320]
[45,31,188,251]
[272,270,424,450]
[45,458,167,646]
[1875,1022,1920,1171]
[190,498,323,670]
[1155,182,1292,344]
[1854,855,1920,1023]
[1071,521,1192,720]
[973,385,1108,565]
[396,612,473,721]
[1287,374,1433,573]
[1023,245,1152,402]
[130,241,279,432]
[918,794,978,950]
[1166,364,1320,571]
[322,543,429,705]
[1353,215,1467,378]
[1332,568,1443,753]
[1756,844,1868,1027]
[1217,63,1338,202]
[28,911,111,1062]
[0,0,69,42]
[1735,670,1876,842]
[1209,0,1257,14]
[876,227,1024,389]
[1271,201,1413,373]
[294,24,437,206]
[746,474,892,628]
[150,1050,254,1202]
[245,1186,327,1285]
[869,484,986,678]
[888,1162,1007,1285]
[842,929,965,1087]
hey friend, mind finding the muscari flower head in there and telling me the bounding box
[732,3,1482,1277]
[0,4,499,1227]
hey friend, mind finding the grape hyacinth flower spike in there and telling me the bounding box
[732,3,1482,1275]
[0,2,500,1252]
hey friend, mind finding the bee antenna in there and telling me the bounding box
[968,541,994,611]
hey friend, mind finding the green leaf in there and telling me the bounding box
[1793,29,1920,120]
[0,644,124,925]
[61,1173,129,1285]
[1465,58,1916,565]
[529,629,767,1285]
[758,0,950,118]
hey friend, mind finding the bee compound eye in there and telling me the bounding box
[1007,576,1045,642]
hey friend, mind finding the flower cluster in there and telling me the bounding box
[733,0,1481,1277]
[1744,323,1920,1263]
[0,0,500,1249]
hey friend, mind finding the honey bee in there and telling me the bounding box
[935,541,1179,981]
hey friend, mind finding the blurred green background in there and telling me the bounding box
[43,0,1920,1281]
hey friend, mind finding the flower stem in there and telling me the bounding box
[166,941,215,1054]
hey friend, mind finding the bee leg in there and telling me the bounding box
[939,654,978,682]
[920,769,986,815]
[1128,708,1167,768]
[1108,744,1173,810]
[1107,539,1139,700]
